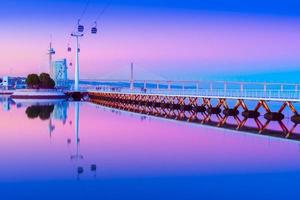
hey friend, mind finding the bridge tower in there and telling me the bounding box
[130,62,134,91]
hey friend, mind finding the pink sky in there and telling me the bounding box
[1,9,300,80]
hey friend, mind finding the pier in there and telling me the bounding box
[86,80,300,139]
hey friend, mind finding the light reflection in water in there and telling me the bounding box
[2,99,98,180]
[0,98,300,182]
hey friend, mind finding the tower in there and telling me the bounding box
[71,32,83,91]
[48,39,56,77]
[130,62,134,91]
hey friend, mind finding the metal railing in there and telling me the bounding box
[81,79,300,101]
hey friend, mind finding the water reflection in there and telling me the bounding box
[8,99,98,180]
[90,98,300,141]
[25,105,55,120]
[0,95,15,111]
[2,97,300,199]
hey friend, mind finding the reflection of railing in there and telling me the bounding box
[90,97,300,141]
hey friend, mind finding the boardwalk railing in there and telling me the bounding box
[82,79,300,101]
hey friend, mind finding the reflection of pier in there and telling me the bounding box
[89,88,300,141]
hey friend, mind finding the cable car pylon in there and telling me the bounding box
[71,31,83,91]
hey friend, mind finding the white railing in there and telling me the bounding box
[80,79,300,92]
[81,79,300,101]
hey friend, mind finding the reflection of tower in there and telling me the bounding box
[70,102,83,160]
[74,102,82,158]
[67,102,97,180]
[70,102,84,179]
[48,37,56,77]
[48,118,55,138]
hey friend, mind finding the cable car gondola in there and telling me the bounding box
[91,27,97,34]
[91,22,97,34]
[67,47,71,52]
[78,20,84,33]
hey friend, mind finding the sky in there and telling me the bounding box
[1,0,300,81]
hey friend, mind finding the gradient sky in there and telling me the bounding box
[1,0,300,81]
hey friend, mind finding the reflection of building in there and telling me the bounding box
[51,59,68,87]
[53,101,69,123]
[2,97,11,111]
[3,99,10,111]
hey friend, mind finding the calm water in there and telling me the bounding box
[1,97,300,199]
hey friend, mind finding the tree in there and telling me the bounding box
[39,73,55,89]
[26,74,40,89]
[25,73,56,89]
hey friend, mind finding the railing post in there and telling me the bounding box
[280,84,283,92]
[144,81,147,90]
[295,84,298,92]
[168,81,171,91]
[157,81,159,90]
[210,82,213,92]
[196,82,199,93]
[240,83,244,92]
[224,81,227,93]
[264,82,267,92]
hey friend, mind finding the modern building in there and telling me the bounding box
[1,76,25,89]
[2,76,13,87]
[51,59,68,88]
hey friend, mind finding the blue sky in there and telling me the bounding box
[1,0,300,81]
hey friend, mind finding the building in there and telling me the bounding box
[2,76,13,87]
[51,59,68,88]
[1,76,25,89]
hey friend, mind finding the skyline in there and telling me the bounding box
[1,0,300,81]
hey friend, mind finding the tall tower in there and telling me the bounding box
[48,38,55,77]
[130,62,134,91]
[71,32,83,91]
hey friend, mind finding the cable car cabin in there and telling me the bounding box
[91,27,97,34]
[78,25,84,32]
[78,48,80,53]
[69,62,73,66]
[68,47,72,52]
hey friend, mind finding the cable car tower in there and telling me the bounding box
[69,0,110,91]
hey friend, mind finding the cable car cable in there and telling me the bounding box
[94,0,113,22]
[79,0,91,21]
[90,0,112,34]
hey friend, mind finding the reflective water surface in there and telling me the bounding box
[1,96,300,199]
